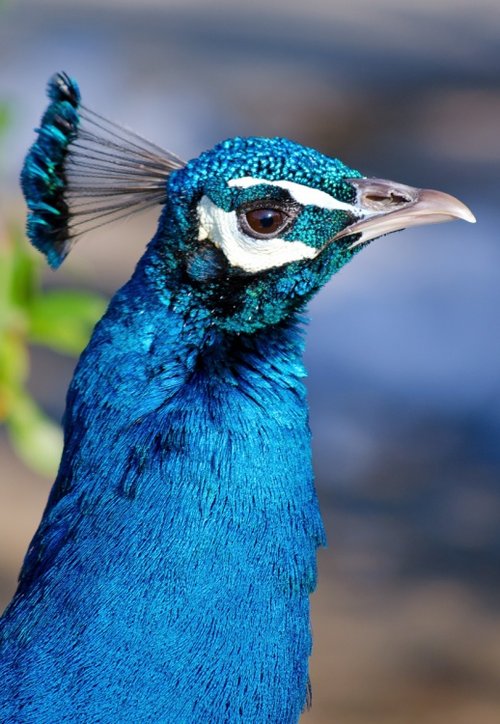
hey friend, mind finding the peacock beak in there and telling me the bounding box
[333,177,476,249]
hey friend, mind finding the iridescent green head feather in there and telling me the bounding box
[146,137,365,333]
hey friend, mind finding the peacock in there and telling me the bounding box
[0,72,475,723]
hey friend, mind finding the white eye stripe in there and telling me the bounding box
[197,195,318,273]
[228,177,358,214]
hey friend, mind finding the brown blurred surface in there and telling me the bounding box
[309,545,500,723]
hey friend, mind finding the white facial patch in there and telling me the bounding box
[197,177,359,274]
[197,195,318,274]
[229,177,357,214]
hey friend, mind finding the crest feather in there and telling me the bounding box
[21,72,184,268]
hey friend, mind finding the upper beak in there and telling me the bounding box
[333,177,476,249]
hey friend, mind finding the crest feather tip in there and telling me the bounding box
[47,72,81,106]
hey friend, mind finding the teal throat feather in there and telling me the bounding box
[0,73,475,722]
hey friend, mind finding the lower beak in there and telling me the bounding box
[333,178,476,249]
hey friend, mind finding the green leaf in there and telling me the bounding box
[0,102,9,137]
[0,226,38,337]
[0,233,15,333]
[0,332,29,401]
[28,290,107,356]
[7,393,63,478]
[10,226,39,309]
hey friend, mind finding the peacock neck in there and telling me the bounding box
[2,260,326,722]
[61,258,318,506]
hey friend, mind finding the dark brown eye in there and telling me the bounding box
[244,208,287,236]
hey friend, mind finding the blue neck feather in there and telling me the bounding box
[0,240,325,721]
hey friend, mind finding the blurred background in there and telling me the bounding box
[1,0,499,721]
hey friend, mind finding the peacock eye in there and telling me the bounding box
[243,208,288,237]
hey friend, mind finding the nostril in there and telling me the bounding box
[365,191,411,205]
[389,191,412,204]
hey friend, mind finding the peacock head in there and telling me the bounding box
[154,136,474,332]
[22,73,475,335]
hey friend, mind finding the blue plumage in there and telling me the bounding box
[0,73,475,722]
